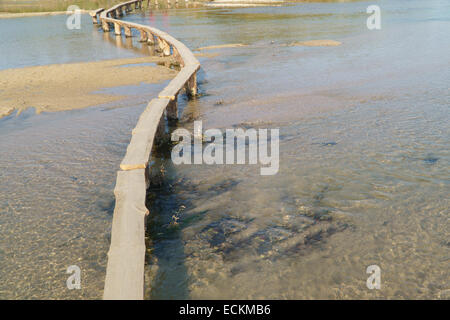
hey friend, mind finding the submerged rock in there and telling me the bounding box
[198,217,248,253]
[423,157,439,165]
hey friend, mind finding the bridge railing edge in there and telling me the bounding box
[96,0,199,300]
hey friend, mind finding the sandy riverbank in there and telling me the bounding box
[0,10,91,19]
[0,56,177,119]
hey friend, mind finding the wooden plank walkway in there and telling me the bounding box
[94,0,200,300]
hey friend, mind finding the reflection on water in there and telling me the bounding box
[0,14,146,70]
[127,0,449,299]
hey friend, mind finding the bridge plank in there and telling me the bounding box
[120,98,170,171]
[103,169,147,300]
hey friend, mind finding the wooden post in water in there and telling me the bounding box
[155,115,166,140]
[139,30,148,42]
[124,26,132,38]
[155,36,161,53]
[167,94,178,121]
[114,23,121,36]
[186,72,198,97]
[163,40,171,56]
[102,20,110,31]
[147,32,154,45]
[157,37,170,56]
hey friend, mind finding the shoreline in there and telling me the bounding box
[0,10,90,19]
[0,1,280,18]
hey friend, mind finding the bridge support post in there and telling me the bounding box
[114,23,121,36]
[102,20,110,32]
[167,95,178,121]
[157,38,170,56]
[139,30,148,42]
[163,40,171,56]
[186,72,197,97]
[147,32,154,45]
[155,115,166,140]
[124,26,132,38]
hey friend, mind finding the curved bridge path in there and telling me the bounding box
[91,0,200,299]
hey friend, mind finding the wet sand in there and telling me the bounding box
[290,40,342,47]
[0,56,177,119]
[196,43,247,51]
[0,11,89,19]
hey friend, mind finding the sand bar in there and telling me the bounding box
[0,10,90,19]
[289,40,342,47]
[0,56,177,119]
[196,43,247,51]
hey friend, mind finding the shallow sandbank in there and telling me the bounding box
[289,39,342,47]
[0,10,90,19]
[196,43,248,51]
[0,56,177,119]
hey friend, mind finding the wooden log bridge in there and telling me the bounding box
[89,8,104,24]
[95,0,200,300]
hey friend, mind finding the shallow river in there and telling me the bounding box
[1,0,449,299]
